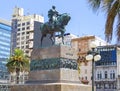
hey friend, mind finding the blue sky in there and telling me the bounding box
[0,0,116,44]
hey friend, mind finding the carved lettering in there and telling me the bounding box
[66,53,73,56]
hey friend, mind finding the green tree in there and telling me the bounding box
[6,48,30,83]
[88,0,120,43]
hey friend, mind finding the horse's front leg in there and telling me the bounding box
[50,34,55,45]
[62,36,64,44]
[61,31,65,44]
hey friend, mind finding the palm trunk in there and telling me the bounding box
[16,68,20,84]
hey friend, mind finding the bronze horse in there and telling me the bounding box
[40,13,71,46]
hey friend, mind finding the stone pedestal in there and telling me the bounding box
[11,45,92,91]
[10,83,92,91]
[28,69,79,83]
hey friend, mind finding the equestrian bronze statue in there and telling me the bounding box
[40,6,71,46]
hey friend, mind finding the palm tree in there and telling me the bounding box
[87,0,120,43]
[6,48,30,84]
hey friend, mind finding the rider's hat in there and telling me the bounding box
[52,5,56,9]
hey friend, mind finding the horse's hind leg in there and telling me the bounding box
[41,35,44,47]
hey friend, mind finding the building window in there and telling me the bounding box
[104,83,107,89]
[113,71,115,79]
[110,72,112,79]
[17,38,20,41]
[26,50,29,53]
[109,84,111,89]
[111,84,114,89]
[17,33,20,36]
[85,69,87,74]
[100,72,102,79]
[17,42,19,45]
[22,23,25,26]
[21,37,24,40]
[105,71,107,79]
[22,32,25,35]
[21,46,24,49]
[21,41,24,45]
[26,36,29,39]
[18,24,21,27]
[26,26,30,30]
[22,27,25,30]
[26,45,29,48]
[26,32,29,34]
[26,41,28,44]
[18,28,20,31]
[97,73,99,80]
[27,22,30,25]
[85,76,87,80]
[96,84,99,89]
[97,71,102,80]
[110,70,115,79]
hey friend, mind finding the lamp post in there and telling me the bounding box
[86,47,101,91]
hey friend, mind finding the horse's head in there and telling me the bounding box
[58,13,71,26]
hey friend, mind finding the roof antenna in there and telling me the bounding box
[27,9,30,15]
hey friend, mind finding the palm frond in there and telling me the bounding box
[105,0,119,42]
[102,0,114,12]
[88,0,101,11]
[116,12,120,43]
[6,48,30,73]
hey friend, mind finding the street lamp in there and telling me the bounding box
[86,47,101,91]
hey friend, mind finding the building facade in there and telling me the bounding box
[95,45,120,91]
[0,19,11,79]
[0,19,11,58]
[11,7,44,57]
[71,35,108,85]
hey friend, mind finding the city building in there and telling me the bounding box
[95,45,120,91]
[55,33,78,46]
[0,19,11,80]
[0,19,11,58]
[10,7,44,84]
[11,7,44,57]
[0,58,8,80]
[71,35,108,85]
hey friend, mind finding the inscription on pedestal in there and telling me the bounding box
[31,45,77,60]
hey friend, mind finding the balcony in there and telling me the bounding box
[95,78,117,82]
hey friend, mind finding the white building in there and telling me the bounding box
[11,7,44,57]
[55,33,78,46]
[95,45,120,91]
